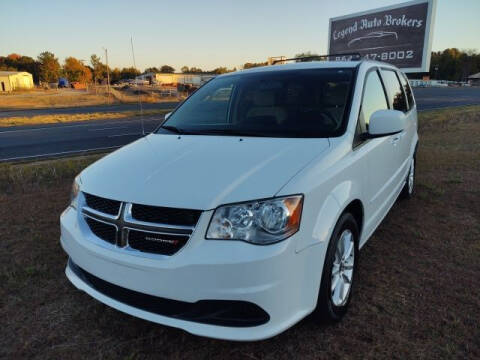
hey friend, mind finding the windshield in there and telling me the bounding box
[158,68,354,138]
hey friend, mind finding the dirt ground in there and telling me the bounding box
[0,106,479,359]
[0,109,170,127]
[0,87,180,110]
[0,89,111,109]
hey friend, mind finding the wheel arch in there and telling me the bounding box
[311,199,363,320]
[343,199,364,242]
[411,134,419,159]
[296,179,364,253]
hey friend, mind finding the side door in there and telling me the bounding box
[398,71,418,172]
[379,68,413,183]
[353,68,400,238]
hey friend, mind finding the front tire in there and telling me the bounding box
[314,213,359,322]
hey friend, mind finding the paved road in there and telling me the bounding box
[0,116,164,162]
[414,87,480,110]
[1,87,479,162]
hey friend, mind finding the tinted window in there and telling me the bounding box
[381,70,408,112]
[176,84,234,125]
[360,70,388,131]
[398,72,415,109]
[158,69,354,138]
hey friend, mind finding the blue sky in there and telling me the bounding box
[0,0,478,71]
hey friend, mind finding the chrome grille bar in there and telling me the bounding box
[83,205,120,222]
[80,193,199,256]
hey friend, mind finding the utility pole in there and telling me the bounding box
[79,59,88,92]
[103,47,111,103]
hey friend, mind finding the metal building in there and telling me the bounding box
[0,71,34,92]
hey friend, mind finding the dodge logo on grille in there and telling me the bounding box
[145,236,179,245]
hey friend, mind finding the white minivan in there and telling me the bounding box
[61,59,418,341]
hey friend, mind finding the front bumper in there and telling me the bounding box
[61,206,324,341]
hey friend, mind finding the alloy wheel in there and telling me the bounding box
[408,159,415,194]
[331,229,355,307]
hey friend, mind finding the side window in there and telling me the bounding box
[398,72,415,109]
[381,69,408,112]
[360,70,389,132]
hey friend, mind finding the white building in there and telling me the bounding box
[0,71,34,92]
[136,73,215,86]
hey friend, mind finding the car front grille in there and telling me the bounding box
[85,217,117,244]
[69,259,270,327]
[81,193,200,256]
[127,229,189,255]
[131,204,201,227]
[84,193,121,216]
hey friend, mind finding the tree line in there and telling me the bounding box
[429,48,480,81]
[0,52,239,85]
[0,52,143,84]
[1,48,478,85]
[145,65,238,75]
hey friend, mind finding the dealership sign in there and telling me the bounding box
[328,0,437,72]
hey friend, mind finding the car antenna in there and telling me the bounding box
[130,36,145,136]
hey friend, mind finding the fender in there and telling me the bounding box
[296,180,363,253]
[411,133,419,158]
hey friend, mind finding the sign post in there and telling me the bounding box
[328,0,436,72]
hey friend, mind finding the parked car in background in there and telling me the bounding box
[129,79,149,86]
[58,77,69,88]
[114,79,131,87]
[70,81,86,90]
[61,59,418,341]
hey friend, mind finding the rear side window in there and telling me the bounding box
[398,72,415,109]
[360,70,388,131]
[381,70,408,112]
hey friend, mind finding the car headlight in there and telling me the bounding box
[70,175,81,209]
[206,195,303,245]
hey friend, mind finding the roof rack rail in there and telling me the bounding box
[272,53,362,65]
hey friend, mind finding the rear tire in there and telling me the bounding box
[314,213,359,322]
[400,155,415,199]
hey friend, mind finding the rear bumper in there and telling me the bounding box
[61,206,324,341]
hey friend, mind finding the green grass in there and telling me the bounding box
[0,154,102,193]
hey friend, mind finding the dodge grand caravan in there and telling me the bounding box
[61,59,418,341]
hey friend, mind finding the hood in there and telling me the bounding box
[80,134,329,210]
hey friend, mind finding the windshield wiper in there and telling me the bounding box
[193,128,268,137]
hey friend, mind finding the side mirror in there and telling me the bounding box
[365,109,405,138]
[164,112,172,120]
